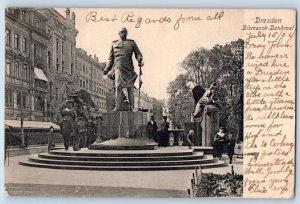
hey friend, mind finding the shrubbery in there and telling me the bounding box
[196,172,243,197]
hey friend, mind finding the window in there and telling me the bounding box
[22,37,27,53]
[5,29,11,46]
[36,21,40,29]
[5,90,13,107]
[35,95,43,111]
[62,61,65,72]
[17,92,21,108]
[15,61,20,79]
[14,33,19,50]
[56,88,58,100]
[56,38,59,51]
[80,79,82,87]
[71,63,74,74]
[33,44,36,57]
[86,79,89,90]
[56,58,59,72]
[47,51,51,69]
[6,59,11,76]
[82,65,85,73]
[62,41,64,54]
[22,94,27,109]
[23,64,28,81]
[71,45,73,57]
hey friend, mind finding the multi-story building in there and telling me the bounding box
[5,8,50,122]
[76,48,113,115]
[36,8,78,122]
[152,98,164,121]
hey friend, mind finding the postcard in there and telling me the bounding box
[4,8,296,198]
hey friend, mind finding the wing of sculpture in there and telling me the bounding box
[78,89,96,108]
[192,85,206,104]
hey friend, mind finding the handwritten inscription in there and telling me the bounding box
[243,14,295,198]
[85,10,224,30]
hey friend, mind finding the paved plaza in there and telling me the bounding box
[4,146,242,197]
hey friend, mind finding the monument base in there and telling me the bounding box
[91,111,155,150]
[201,105,219,147]
[90,138,156,150]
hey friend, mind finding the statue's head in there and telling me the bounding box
[119,27,128,39]
[219,127,225,133]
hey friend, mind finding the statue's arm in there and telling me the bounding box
[132,41,143,63]
[104,45,115,74]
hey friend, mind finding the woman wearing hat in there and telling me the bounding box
[213,127,226,160]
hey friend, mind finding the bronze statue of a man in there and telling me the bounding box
[103,27,143,111]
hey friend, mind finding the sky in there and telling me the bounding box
[57,8,243,100]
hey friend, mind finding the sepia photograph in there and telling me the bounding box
[3,8,295,198]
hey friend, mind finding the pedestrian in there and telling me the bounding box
[86,118,96,147]
[59,116,72,150]
[213,127,226,160]
[147,115,158,142]
[48,126,55,151]
[159,116,169,147]
[186,130,194,149]
[71,119,81,151]
[226,132,236,164]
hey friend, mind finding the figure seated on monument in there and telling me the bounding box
[192,82,220,120]
[63,81,96,120]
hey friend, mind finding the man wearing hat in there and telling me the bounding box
[147,116,158,142]
[159,116,170,147]
[103,27,143,111]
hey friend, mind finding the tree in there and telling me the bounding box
[167,39,244,141]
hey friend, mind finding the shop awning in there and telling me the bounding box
[34,68,48,82]
[5,120,60,130]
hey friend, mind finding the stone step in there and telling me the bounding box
[28,156,215,166]
[19,160,227,171]
[49,149,194,157]
[38,152,204,161]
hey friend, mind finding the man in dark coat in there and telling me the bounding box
[159,116,170,147]
[86,118,96,147]
[103,27,143,111]
[59,116,72,150]
[147,116,158,142]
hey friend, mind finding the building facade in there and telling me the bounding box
[36,8,78,122]
[5,8,50,122]
[76,48,113,115]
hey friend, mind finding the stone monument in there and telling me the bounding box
[186,83,220,147]
[90,27,155,150]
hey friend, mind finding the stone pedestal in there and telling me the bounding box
[100,111,148,139]
[90,111,156,150]
[201,105,219,147]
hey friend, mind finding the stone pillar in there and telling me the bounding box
[201,105,219,146]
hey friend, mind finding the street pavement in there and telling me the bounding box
[4,147,243,197]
